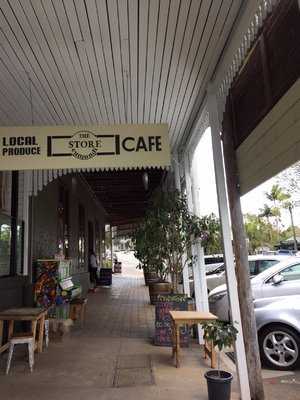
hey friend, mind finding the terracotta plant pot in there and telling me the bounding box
[148,281,171,305]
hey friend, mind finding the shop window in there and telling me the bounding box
[0,215,23,277]
[0,214,11,277]
[95,220,101,264]
[57,186,70,258]
[78,204,85,270]
[0,172,11,214]
[16,220,24,275]
[0,171,23,277]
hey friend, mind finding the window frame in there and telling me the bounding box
[0,171,23,278]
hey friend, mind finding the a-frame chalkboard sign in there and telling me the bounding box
[154,294,189,347]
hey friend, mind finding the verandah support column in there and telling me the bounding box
[190,157,209,314]
[208,89,251,400]
[208,87,264,400]
[183,153,208,344]
[173,153,190,297]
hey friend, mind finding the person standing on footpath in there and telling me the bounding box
[89,250,98,290]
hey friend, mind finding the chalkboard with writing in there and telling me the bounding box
[154,294,189,347]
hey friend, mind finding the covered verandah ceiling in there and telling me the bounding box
[0,0,242,150]
[83,168,164,226]
[0,0,246,228]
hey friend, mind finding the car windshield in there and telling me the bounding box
[207,258,282,278]
[206,265,225,275]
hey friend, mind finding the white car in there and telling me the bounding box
[209,256,300,321]
[206,255,286,293]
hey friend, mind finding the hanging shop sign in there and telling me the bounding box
[0,124,170,171]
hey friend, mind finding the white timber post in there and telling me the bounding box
[183,153,204,343]
[173,153,190,297]
[190,160,209,313]
[207,85,251,400]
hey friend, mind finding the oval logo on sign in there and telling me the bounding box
[68,131,102,160]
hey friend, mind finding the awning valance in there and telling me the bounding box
[0,123,170,171]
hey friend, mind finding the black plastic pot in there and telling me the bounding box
[204,370,233,400]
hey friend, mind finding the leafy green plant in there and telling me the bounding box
[102,259,112,268]
[132,190,220,292]
[202,320,238,376]
[132,217,168,280]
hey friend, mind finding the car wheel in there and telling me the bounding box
[259,325,300,370]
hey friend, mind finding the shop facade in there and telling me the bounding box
[0,170,107,309]
[0,1,299,399]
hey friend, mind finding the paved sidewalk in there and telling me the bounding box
[1,257,297,400]
[0,261,239,400]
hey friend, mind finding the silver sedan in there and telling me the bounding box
[209,256,300,370]
[255,295,300,370]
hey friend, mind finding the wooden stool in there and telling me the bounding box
[6,333,34,374]
[70,298,87,325]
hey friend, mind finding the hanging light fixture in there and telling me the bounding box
[142,171,149,191]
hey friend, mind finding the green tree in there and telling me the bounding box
[282,200,298,251]
[132,190,220,293]
[279,225,300,242]
[259,204,277,223]
[244,213,278,252]
[266,184,290,204]
[265,184,290,237]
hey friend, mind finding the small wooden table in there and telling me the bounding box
[0,308,47,354]
[169,310,218,368]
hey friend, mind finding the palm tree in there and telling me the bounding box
[282,201,298,252]
[259,204,275,224]
[266,184,290,206]
[265,185,290,238]
[259,205,277,242]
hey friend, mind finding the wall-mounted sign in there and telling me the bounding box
[0,124,170,171]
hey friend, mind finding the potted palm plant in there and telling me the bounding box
[202,320,238,400]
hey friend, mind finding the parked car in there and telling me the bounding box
[209,256,300,370]
[255,295,300,370]
[191,255,285,295]
[206,255,287,293]
[188,257,224,279]
[205,262,224,274]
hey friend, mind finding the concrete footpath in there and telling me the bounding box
[0,253,299,399]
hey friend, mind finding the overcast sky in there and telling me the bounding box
[191,128,300,230]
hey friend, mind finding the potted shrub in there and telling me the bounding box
[140,190,219,293]
[132,190,220,344]
[133,217,170,303]
[202,320,238,400]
